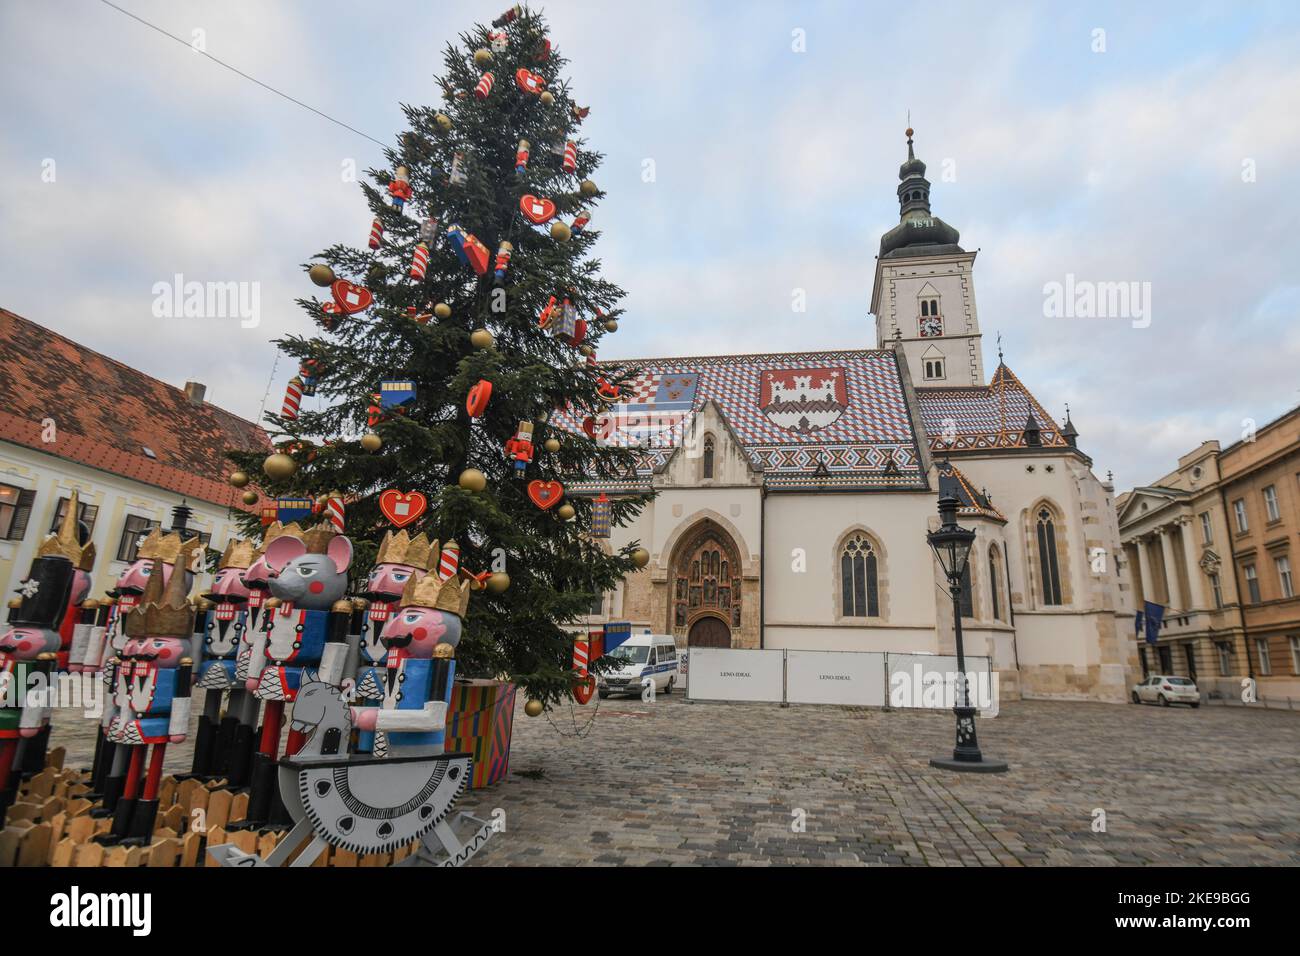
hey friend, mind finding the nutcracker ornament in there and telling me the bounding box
[189,537,258,783]
[0,493,95,825]
[505,421,535,474]
[493,240,513,285]
[97,538,199,846]
[515,138,530,176]
[489,29,508,53]
[388,165,413,211]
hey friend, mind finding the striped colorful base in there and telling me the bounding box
[444,679,517,789]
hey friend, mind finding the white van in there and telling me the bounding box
[597,633,679,698]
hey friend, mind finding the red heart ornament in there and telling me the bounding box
[527,480,564,510]
[519,194,556,224]
[378,490,428,528]
[466,379,492,418]
[515,68,545,94]
[581,416,597,439]
[330,280,373,314]
[572,674,595,705]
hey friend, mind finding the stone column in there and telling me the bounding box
[1179,518,1206,610]
[1136,535,1153,607]
[1159,527,1184,611]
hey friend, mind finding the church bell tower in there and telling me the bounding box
[870,129,985,387]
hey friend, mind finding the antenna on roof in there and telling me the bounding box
[996,331,1004,363]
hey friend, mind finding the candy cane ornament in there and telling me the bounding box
[409,242,429,280]
[438,540,460,581]
[475,71,495,100]
[281,377,303,420]
[368,218,384,250]
[326,494,345,533]
[562,141,577,173]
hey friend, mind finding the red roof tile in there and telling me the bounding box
[0,308,270,509]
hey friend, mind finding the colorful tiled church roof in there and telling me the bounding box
[0,308,269,509]
[551,349,928,490]
[915,362,1068,452]
[937,460,1006,521]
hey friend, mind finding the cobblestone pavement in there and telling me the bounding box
[46,693,1300,866]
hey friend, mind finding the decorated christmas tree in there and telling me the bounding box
[227,3,651,705]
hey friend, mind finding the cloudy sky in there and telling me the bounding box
[2,0,1297,490]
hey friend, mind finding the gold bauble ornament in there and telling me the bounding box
[473,48,492,67]
[241,490,259,505]
[544,438,561,453]
[228,470,250,488]
[604,319,618,333]
[458,468,487,492]
[579,179,599,198]
[557,503,576,521]
[540,91,555,106]
[630,547,650,569]
[434,302,452,319]
[579,344,594,357]
[435,113,452,131]
[536,411,549,424]
[360,433,382,452]
[470,328,495,350]
[550,221,571,242]
[262,453,298,481]
[308,264,335,287]
[524,699,544,718]
[487,571,510,593]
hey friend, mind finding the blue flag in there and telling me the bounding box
[1142,601,1164,645]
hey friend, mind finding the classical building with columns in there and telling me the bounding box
[557,132,1139,703]
[1120,408,1300,703]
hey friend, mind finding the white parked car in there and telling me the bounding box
[1131,674,1200,707]
[597,633,679,699]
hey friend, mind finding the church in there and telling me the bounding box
[558,132,1139,703]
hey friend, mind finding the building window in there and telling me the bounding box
[48,496,99,536]
[988,547,1002,621]
[588,592,605,616]
[0,484,36,542]
[1209,573,1223,608]
[1199,511,1213,544]
[1243,563,1260,603]
[1216,641,1233,676]
[1277,555,1294,599]
[923,358,945,380]
[1233,499,1248,533]
[1255,638,1272,676]
[1263,485,1280,523]
[1036,507,1063,605]
[840,533,880,618]
[702,435,714,480]
[115,515,161,563]
[958,562,974,618]
[1290,635,1300,675]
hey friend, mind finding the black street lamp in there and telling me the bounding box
[927,491,1008,773]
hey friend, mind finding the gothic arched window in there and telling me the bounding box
[840,533,880,617]
[988,546,1003,621]
[1036,508,1063,605]
[702,435,715,479]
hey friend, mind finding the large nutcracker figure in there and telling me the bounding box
[351,543,470,758]
[233,523,355,830]
[97,539,198,846]
[0,491,96,825]
[88,518,201,809]
[190,536,258,782]
[355,530,439,753]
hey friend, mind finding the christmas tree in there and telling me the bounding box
[227,4,651,704]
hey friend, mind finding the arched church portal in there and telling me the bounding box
[668,519,743,645]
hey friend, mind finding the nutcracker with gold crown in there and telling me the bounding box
[96,538,198,846]
[88,516,201,808]
[0,491,96,825]
[356,529,439,753]
[232,523,355,830]
[189,536,258,781]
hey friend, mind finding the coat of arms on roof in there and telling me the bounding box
[760,367,848,434]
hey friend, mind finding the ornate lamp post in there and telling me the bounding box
[927,491,1008,773]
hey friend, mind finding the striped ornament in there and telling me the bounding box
[368,218,384,250]
[409,242,429,280]
[573,638,589,678]
[326,495,345,533]
[438,540,460,581]
[281,377,303,420]
[474,71,495,100]
[562,141,577,173]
